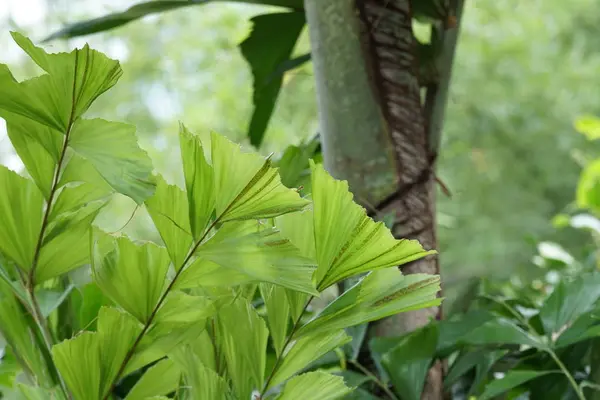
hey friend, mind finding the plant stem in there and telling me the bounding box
[259,298,313,397]
[547,348,586,400]
[349,359,399,400]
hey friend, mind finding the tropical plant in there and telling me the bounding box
[0,33,442,399]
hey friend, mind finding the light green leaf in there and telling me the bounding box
[179,124,215,239]
[276,371,352,400]
[309,161,435,290]
[286,289,309,322]
[211,132,309,221]
[575,115,600,141]
[216,297,268,400]
[195,223,317,295]
[69,118,155,204]
[91,233,170,323]
[16,384,67,400]
[145,175,193,269]
[183,357,232,400]
[0,166,44,269]
[5,115,61,198]
[479,370,559,400]
[36,200,106,282]
[0,32,121,131]
[125,358,181,400]
[577,159,600,214]
[539,273,600,337]
[295,269,441,338]
[52,307,143,400]
[381,324,438,400]
[268,330,351,390]
[50,182,112,221]
[277,209,316,259]
[260,283,291,356]
[153,291,215,324]
[36,285,74,317]
[175,259,254,290]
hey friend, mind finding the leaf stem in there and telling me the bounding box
[101,217,221,400]
[260,297,313,397]
[348,359,399,400]
[547,348,586,400]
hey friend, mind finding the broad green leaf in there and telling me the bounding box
[0,32,121,131]
[170,330,216,373]
[309,161,435,290]
[436,310,497,355]
[575,115,600,141]
[175,259,254,290]
[195,223,317,295]
[16,383,67,400]
[69,118,155,204]
[277,209,316,259]
[44,0,304,41]
[91,233,170,323]
[145,176,193,269]
[444,349,508,391]
[52,333,101,399]
[260,283,291,356]
[276,371,352,400]
[0,166,44,269]
[50,182,112,221]
[52,307,143,400]
[36,200,106,282]
[153,291,215,324]
[268,330,351,389]
[479,370,559,400]
[125,358,180,400]
[295,269,441,338]
[183,357,232,400]
[382,324,438,400]
[179,124,215,239]
[5,115,61,198]
[211,132,309,221]
[555,309,600,348]
[539,273,600,337]
[286,289,309,322]
[216,298,268,400]
[240,12,306,147]
[459,317,543,348]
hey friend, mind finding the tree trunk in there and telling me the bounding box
[304,0,463,398]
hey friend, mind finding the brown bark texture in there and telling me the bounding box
[356,0,443,398]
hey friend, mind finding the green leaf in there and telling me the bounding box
[52,307,143,400]
[179,124,215,239]
[0,32,121,131]
[211,132,309,221]
[577,159,600,213]
[444,348,508,391]
[125,358,181,400]
[575,115,600,141]
[175,259,254,290]
[50,181,112,221]
[216,297,269,400]
[295,269,441,338]
[240,12,306,147]
[276,371,352,400]
[555,309,600,348]
[36,285,74,317]
[275,135,319,188]
[260,283,291,356]
[308,161,435,290]
[268,330,351,389]
[479,370,559,400]
[69,118,155,204]
[36,200,106,282]
[459,317,543,348]
[44,0,304,41]
[5,115,61,198]
[91,233,171,323]
[177,352,232,400]
[194,222,317,295]
[145,175,193,269]
[436,310,497,355]
[539,273,600,337]
[381,324,438,400]
[0,166,43,269]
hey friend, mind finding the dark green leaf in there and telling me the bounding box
[382,324,438,400]
[240,12,306,147]
[44,0,304,42]
[479,370,559,400]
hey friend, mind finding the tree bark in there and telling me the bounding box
[304,0,454,398]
